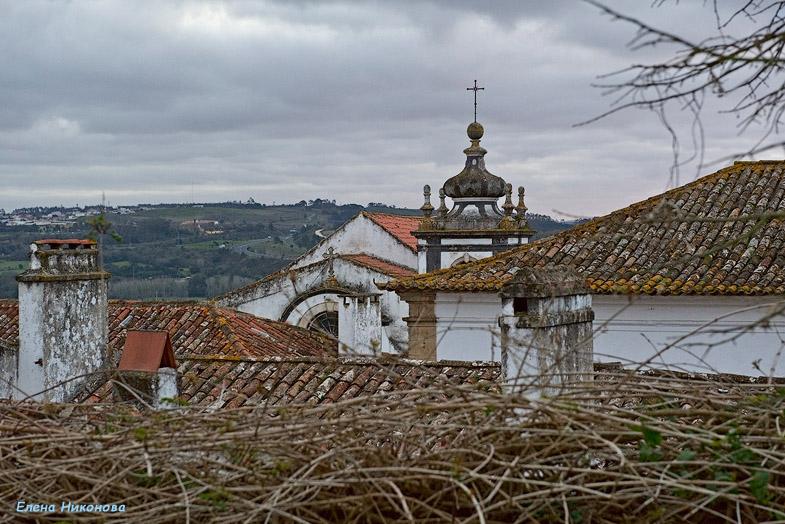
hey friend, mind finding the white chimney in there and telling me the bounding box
[338,292,382,355]
[16,239,109,402]
[498,265,594,394]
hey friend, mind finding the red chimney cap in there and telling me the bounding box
[118,331,177,372]
[34,239,96,246]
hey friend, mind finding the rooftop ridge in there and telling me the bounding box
[109,299,206,307]
[362,211,421,252]
[362,210,421,218]
[733,160,785,165]
[211,257,330,303]
[340,252,417,277]
[215,250,415,304]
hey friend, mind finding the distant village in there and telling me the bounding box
[0,198,281,229]
[1,205,128,229]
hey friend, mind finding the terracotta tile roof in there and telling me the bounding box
[108,302,336,358]
[0,301,336,358]
[176,356,500,409]
[363,212,421,252]
[340,254,416,278]
[0,300,18,349]
[85,355,500,407]
[383,161,785,296]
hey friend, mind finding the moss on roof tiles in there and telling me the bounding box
[383,161,785,296]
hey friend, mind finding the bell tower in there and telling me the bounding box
[413,117,535,273]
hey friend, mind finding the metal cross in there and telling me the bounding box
[466,79,485,122]
[323,246,337,278]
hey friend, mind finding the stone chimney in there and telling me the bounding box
[16,239,110,401]
[338,292,382,355]
[498,265,593,394]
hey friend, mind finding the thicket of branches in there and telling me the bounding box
[588,1,785,184]
[1,370,783,523]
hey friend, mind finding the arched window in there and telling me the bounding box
[283,292,341,338]
[307,310,339,337]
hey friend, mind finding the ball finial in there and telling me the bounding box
[467,121,484,140]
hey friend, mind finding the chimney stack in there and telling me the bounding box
[498,265,594,394]
[338,292,383,355]
[16,239,110,401]
[113,330,179,410]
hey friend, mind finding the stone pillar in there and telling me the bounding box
[16,239,110,402]
[400,291,437,360]
[498,265,593,394]
[338,292,382,355]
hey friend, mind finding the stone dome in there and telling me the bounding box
[442,122,506,199]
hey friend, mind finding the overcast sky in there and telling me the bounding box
[0,1,767,216]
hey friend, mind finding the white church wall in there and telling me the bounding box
[593,295,785,376]
[434,292,501,362]
[229,263,324,320]
[224,258,409,354]
[294,214,417,270]
[430,292,785,376]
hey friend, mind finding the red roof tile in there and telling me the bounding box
[0,301,336,358]
[0,300,18,349]
[118,331,177,372]
[384,161,785,296]
[81,355,501,407]
[340,254,416,278]
[108,302,336,359]
[363,212,421,252]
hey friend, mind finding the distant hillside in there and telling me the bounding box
[527,213,586,240]
[0,201,581,299]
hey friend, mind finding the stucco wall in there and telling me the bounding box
[433,293,785,376]
[434,292,501,361]
[294,214,417,270]
[338,294,382,355]
[593,295,785,376]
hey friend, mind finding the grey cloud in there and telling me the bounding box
[0,0,766,216]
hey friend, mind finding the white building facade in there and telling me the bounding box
[402,292,785,376]
[217,212,420,355]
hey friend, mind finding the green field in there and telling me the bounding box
[0,261,26,272]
